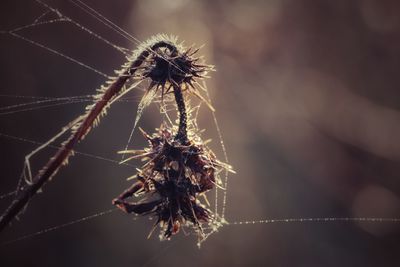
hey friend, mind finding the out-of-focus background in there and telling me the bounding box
[1,0,400,266]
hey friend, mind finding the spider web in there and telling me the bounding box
[0,0,399,254]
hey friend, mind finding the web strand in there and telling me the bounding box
[8,32,109,78]
[33,0,130,55]
[67,0,192,80]
[9,18,68,33]
[0,132,134,167]
[0,95,139,116]
[32,10,51,24]
[1,208,399,247]
[0,95,93,111]
[34,0,186,77]
[0,208,116,246]
[67,0,142,46]
[0,98,93,116]
[200,81,230,219]
[120,87,158,160]
[229,217,400,225]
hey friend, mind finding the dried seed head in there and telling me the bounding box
[143,45,206,85]
[114,125,231,240]
[132,34,213,99]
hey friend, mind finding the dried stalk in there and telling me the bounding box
[0,39,178,232]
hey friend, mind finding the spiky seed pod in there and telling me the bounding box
[114,126,230,239]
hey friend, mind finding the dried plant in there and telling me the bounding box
[112,35,233,241]
[0,35,233,243]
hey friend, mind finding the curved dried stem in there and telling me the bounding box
[0,39,180,232]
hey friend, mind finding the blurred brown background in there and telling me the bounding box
[1,0,400,266]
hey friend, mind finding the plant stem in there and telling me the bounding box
[0,41,175,233]
[173,84,188,144]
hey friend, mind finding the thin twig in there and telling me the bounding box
[0,41,174,232]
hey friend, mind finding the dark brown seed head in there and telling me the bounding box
[135,35,213,93]
[114,125,228,240]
